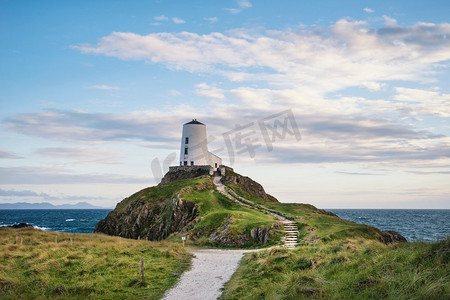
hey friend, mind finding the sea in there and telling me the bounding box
[0,209,448,242]
[329,209,449,242]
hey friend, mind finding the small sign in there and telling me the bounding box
[181,236,186,241]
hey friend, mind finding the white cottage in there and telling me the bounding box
[179,119,222,171]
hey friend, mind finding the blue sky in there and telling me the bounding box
[1,0,450,208]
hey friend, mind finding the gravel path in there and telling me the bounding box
[162,249,256,300]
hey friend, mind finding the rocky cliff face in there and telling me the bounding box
[222,167,279,202]
[95,190,198,240]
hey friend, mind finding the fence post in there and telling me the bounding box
[15,235,18,244]
[139,256,144,283]
[70,237,73,244]
[55,236,58,244]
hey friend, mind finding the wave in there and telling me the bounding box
[65,219,76,222]
[33,225,50,231]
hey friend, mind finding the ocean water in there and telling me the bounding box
[329,209,450,242]
[0,209,448,242]
[0,209,111,233]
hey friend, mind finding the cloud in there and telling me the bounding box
[3,109,184,145]
[169,89,181,96]
[336,171,382,175]
[394,87,450,117]
[363,8,374,13]
[0,188,106,201]
[34,147,124,164]
[195,82,225,99]
[154,15,169,21]
[0,148,22,159]
[74,19,450,94]
[382,15,398,27]
[90,85,120,90]
[224,8,241,14]
[172,17,185,24]
[0,166,150,184]
[237,0,252,8]
[225,0,252,13]
[204,17,218,24]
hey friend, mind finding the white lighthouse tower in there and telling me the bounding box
[179,119,222,170]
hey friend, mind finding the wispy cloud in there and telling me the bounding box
[363,8,374,13]
[225,0,252,13]
[0,188,105,201]
[154,15,169,21]
[224,8,241,14]
[90,85,120,90]
[204,17,218,23]
[74,19,450,95]
[237,0,252,8]
[195,82,225,99]
[0,148,22,159]
[172,17,185,24]
[0,166,150,184]
[34,147,124,164]
[169,89,181,96]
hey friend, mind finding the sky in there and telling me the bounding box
[1,0,450,209]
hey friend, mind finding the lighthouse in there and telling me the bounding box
[179,119,222,170]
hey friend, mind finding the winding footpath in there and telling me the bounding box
[162,249,256,300]
[163,175,299,299]
[214,175,299,248]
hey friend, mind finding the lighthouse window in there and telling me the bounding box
[184,147,188,155]
[185,137,189,144]
[183,161,187,166]
[191,161,194,166]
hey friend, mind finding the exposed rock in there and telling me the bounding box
[95,194,198,240]
[160,167,211,185]
[378,230,407,244]
[250,226,271,244]
[5,223,33,229]
[221,167,278,202]
[304,235,320,243]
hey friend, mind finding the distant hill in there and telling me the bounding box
[0,201,108,209]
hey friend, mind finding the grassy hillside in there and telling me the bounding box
[97,175,283,247]
[225,170,389,243]
[169,186,282,247]
[221,238,450,299]
[0,227,191,299]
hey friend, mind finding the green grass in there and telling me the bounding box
[0,227,192,299]
[226,181,383,242]
[170,187,283,248]
[220,237,450,299]
[114,176,212,213]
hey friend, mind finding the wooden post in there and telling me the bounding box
[139,256,144,283]
[138,236,140,240]
[55,236,58,244]
[20,237,23,245]
[15,235,18,244]
[70,237,73,244]
[182,236,186,247]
